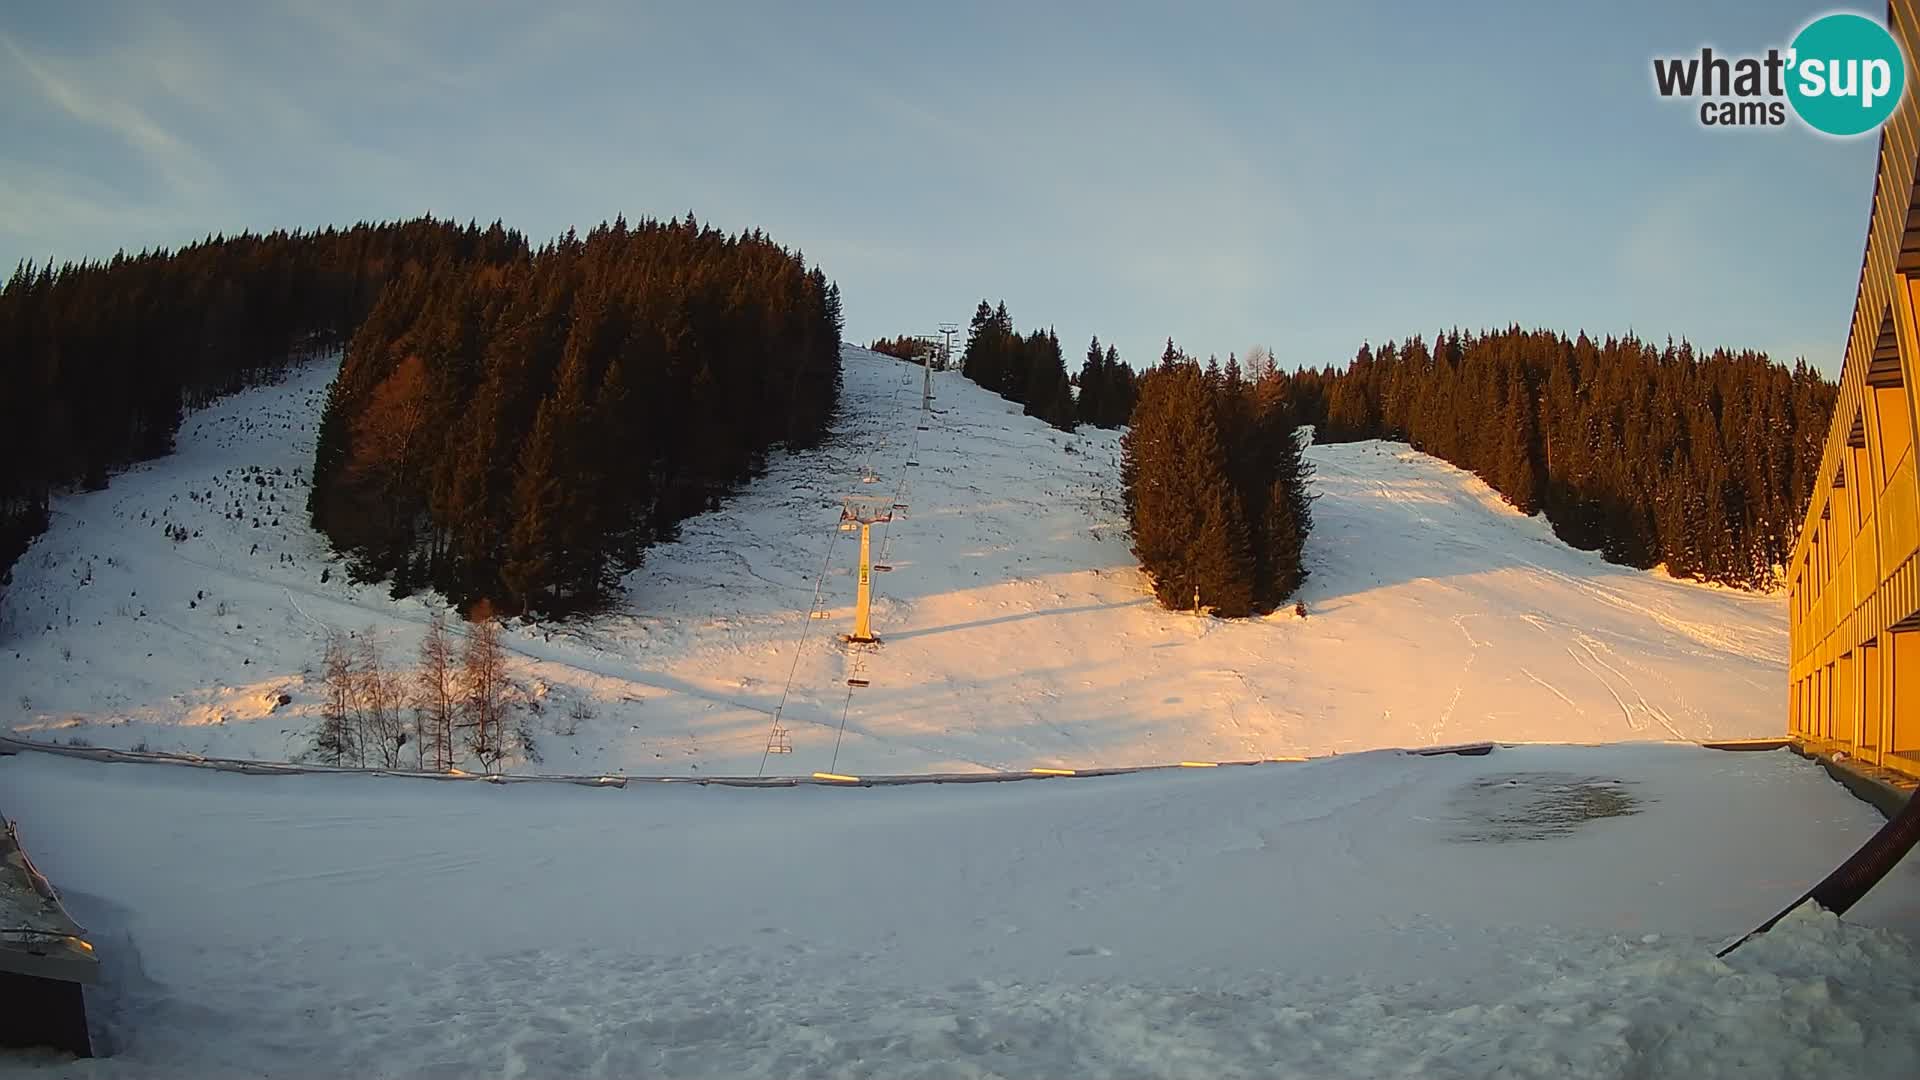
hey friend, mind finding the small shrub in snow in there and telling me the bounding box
[552,697,593,737]
[516,720,541,765]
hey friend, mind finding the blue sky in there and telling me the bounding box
[0,2,1884,374]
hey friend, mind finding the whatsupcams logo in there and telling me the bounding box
[1652,11,1906,135]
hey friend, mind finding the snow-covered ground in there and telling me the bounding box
[0,347,1788,776]
[2,347,1914,1077]
[2,743,1916,1078]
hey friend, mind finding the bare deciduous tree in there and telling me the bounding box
[356,633,407,769]
[460,616,509,773]
[1244,344,1276,384]
[315,629,357,765]
[415,612,458,772]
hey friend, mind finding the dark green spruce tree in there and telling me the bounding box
[1122,360,1257,616]
[1077,336,1105,428]
[1101,345,1135,428]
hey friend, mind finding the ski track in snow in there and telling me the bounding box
[1,347,1790,775]
[1521,666,1582,712]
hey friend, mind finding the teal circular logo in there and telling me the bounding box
[1787,13,1906,136]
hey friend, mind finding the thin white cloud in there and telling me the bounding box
[0,171,133,234]
[1,33,214,195]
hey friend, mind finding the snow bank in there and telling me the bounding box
[0,743,1914,1077]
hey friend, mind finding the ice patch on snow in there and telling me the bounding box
[1445,771,1645,843]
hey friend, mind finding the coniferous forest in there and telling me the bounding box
[1283,328,1837,587]
[2,222,1832,621]
[0,215,843,615]
[309,216,843,615]
[0,218,523,591]
[1123,344,1313,616]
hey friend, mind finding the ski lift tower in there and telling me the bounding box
[939,322,960,372]
[839,495,894,644]
[918,334,939,413]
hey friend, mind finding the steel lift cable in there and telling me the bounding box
[755,519,844,776]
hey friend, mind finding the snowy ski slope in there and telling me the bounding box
[0,347,1788,774]
[4,348,1917,1080]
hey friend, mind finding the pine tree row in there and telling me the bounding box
[1122,343,1314,616]
[1284,327,1837,587]
[307,214,844,616]
[867,335,943,366]
[958,301,1078,431]
[1075,335,1138,429]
